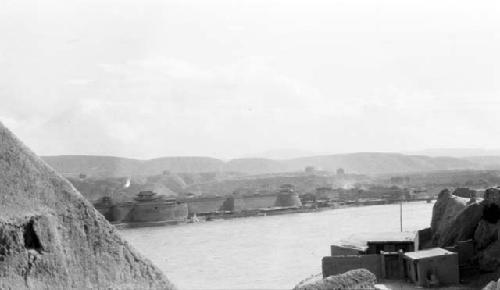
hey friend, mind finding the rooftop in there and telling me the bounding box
[367,231,415,242]
[338,232,416,250]
[404,248,455,260]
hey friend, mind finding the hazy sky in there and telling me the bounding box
[0,0,499,159]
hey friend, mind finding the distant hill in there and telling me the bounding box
[463,156,500,170]
[42,155,224,177]
[284,153,478,174]
[405,148,500,158]
[241,148,319,159]
[42,155,140,177]
[225,158,287,174]
[42,152,481,177]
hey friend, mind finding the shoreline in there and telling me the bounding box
[114,198,433,229]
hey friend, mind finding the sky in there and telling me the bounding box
[0,0,499,159]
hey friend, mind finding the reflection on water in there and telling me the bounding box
[120,202,433,290]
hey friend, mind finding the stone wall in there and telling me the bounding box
[220,195,278,212]
[128,202,188,223]
[241,195,278,210]
[103,193,289,220]
[182,197,226,215]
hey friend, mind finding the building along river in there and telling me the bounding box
[120,201,434,290]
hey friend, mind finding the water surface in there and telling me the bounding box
[120,202,433,290]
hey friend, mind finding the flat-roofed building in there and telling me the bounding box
[403,248,459,287]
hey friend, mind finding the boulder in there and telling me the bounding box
[430,189,468,245]
[293,269,377,290]
[425,186,500,278]
[437,202,484,247]
[0,122,176,289]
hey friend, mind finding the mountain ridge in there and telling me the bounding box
[42,152,482,177]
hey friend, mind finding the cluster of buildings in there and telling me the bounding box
[93,179,436,227]
[322,231,469,287]
[92,169,441,228]
[94,184,304,226]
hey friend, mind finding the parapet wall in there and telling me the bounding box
[322,255,382,279]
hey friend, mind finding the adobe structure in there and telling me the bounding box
[325,232,416,280]
[403,248,459,287]
[219,185,302,213]
[275,184,302,207]
[185,192,280,214]
[94,191,188,225]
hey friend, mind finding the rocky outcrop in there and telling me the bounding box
[0,123,175,289]
[429,186,500,274]
[474,188,500,273]
[293,269,376,290]
[430,189,468,245]
[437,202,484,247]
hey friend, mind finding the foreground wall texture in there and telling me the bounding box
[0,122,176,289]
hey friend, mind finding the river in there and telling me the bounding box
[120,201,434,290]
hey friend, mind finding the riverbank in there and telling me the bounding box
[113,198,433,229]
